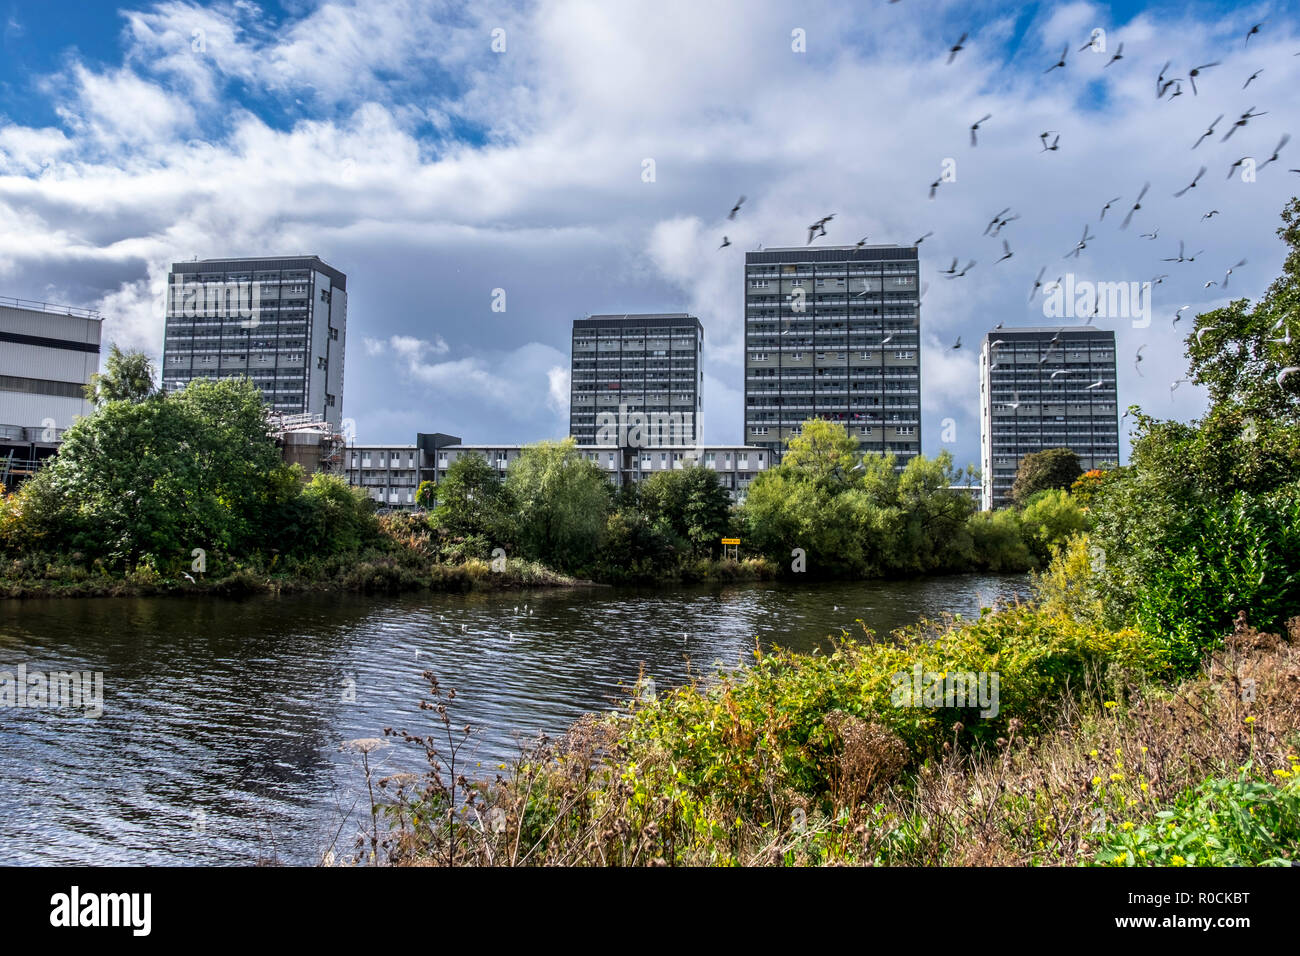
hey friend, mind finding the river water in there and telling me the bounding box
[0,574,1029,865]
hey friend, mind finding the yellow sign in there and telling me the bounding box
[721,538,740,545]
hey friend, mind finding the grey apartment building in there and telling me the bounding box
[979,327,1119,510]
[569,314,702,447]
[161,256,348,427]
[744,245,921,464]
[0,296,102,489]
[344,434,770,507]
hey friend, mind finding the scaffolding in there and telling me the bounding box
[268,412,347,474]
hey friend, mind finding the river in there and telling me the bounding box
[0,574,1029,865]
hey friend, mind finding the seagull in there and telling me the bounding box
[913,231,934,245]
[997,239,1013,263]
[1106,43,1125,67]
[727,196,745,220]
[1086,379,1105,389]
[1150,274,1169,285]
[718,236,731,249]
[806,216,833,244]
[854,235,871,248]
[1140,227,1160,240]
[1245,22,1263,46]
[1050,368,1072,379]
[1173,305,1190,326]
[1121,183,1149,229]
[970,113,992,147]
[1170,379,1188,398]
[928,178,943,199]
[1243,69,1263,89]
[1099,196,1121,220]
[946,260,976,278]
[1134,344,1146,376]
[1028,266,1046,300]
[1227,157,1250,179]
[1259,135,1291,170]
[1195,324,1217,343]
[1166,80,1185,100]
[1187,62,1220,95]
[1174,166,1207,197]
[1222,258,1247,288]
[940,257,959,276]
[1044,44,1068,73]
[947,32,968,64]
[1065,225,1095,258]
[1276,367,1299,389]
[952,336,962,349]
[1155,60,1172,97]
[1194,115,1223,148]
[1201,209,1220,221]
[1041,133,1061,153]
[999,392,1022,410]
[1204,280,1218,288]
[1163,240,1190,263]
[182,572,196,583]
[984,207,1012,236]
[1223,107,1267,141]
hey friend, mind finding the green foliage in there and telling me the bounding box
[620,606,1161,821]
[1010,448,1083,508]
[85,344,156,406]
[504,438,611,573]
[432,453,514,548]
[416,480,436,509]
[1090,768,1300,866]
[1020,489,1090,566]
[637,466,732,559]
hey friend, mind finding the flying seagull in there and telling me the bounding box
[1222,258,1247,288]
[1259,135,1291,170]
[1243,69,1263,89]
[1121,183,1149,229]
[727,196,745,220]
[1194,114,1223,149]
[997,239,1014,263]
[1187,62,1220,96]
[1099,196,1121,221]
[970,113,992,147]
[1173,166,1207,197]
[719,236,731,249]
[1223,107,1267,141]
[947,32,968,65]
[1044,44,1068,73]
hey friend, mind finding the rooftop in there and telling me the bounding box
[0,294,102,321]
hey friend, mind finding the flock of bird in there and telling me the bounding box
[715,17,1297,399]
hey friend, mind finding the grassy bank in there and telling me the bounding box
[338,589,1299,867]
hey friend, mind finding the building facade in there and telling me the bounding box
[0,296,102,489]
[161,256,347,427]
[570,314,702,447]
[343,435,769,507]
[979,326,1119,510]
[744,245,921,465]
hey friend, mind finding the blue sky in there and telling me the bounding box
[1,0,1298,469]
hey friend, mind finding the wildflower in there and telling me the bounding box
[1140,746,1148,754]
[1121,821,1135,831]
[1140,782,1148,792]
[1274,769,1293,779]
[1089,749,1099,758]
[1171,854,1186,866]
[1244,716,1256,724]
[1104,701,1118,710]
[1110,773,1124,782]
[1092,776,1103,787]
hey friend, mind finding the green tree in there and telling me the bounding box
[638,466,733,558]
[1010,448,1083,507]
[505,439,610,571]
[85,344,156,405]
[779,419,863,489]
[432,453,514,547]
[32,377,282,565]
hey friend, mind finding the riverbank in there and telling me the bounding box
[351,594,1300,867]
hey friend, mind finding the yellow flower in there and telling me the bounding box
[1104,701,1118,709]
[1140,782,1148,792]
[1140,746,1148,754]
[1110,773,1124,782]
[1244,716,1256,724]
[1274,769,1293,779]
[1089,749,1099,758]
[1092,776,1103,787]
[1171,854,1186,866]
[1121,821,1135,831]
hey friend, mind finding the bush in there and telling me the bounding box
[1089,769,1300,866]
